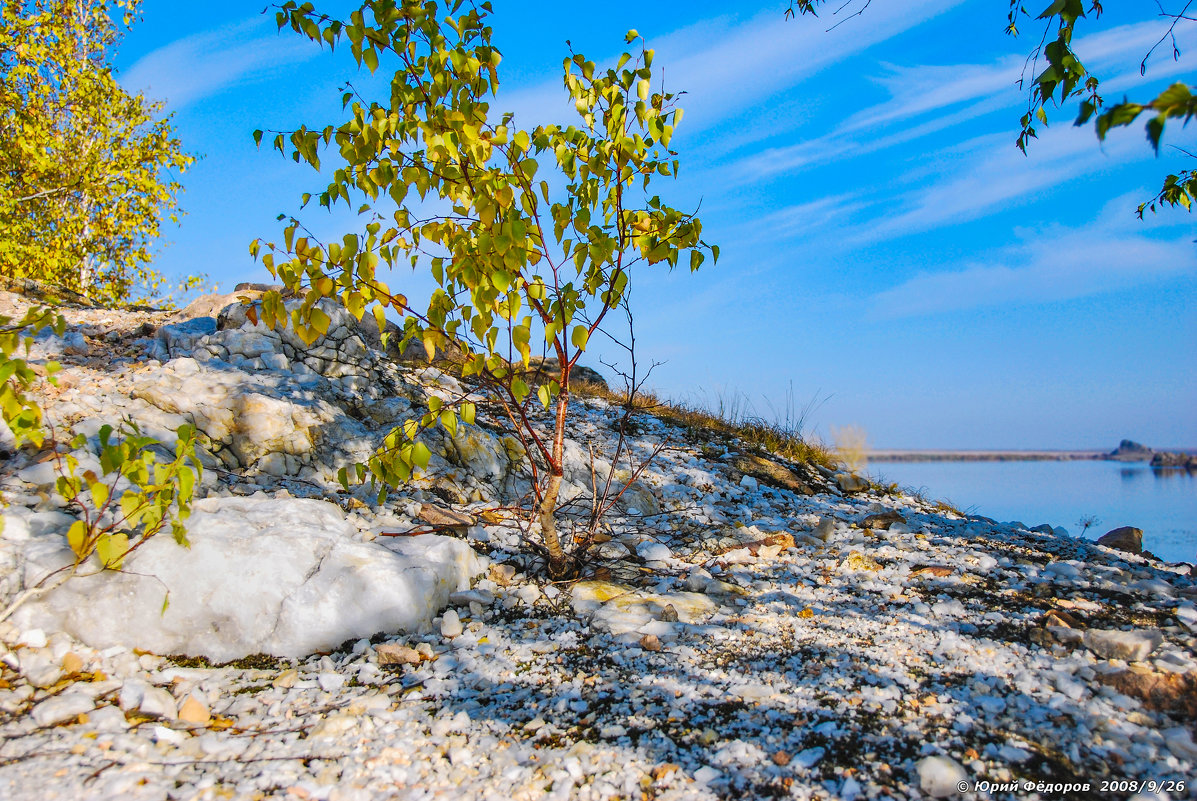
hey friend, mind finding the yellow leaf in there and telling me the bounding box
[309,307,332,336]
[96,532,129,569]
[66,520,88,557]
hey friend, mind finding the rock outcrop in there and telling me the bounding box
[1096,525,1144,555]
[1152,450,1197,469]
[1106,439,1154,461]
[12,498,483,661]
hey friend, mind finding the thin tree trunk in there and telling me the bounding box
[538,385,571,578]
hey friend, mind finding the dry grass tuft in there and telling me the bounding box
[571,381,838,470]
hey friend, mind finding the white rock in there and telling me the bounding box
[17,497,484,661]
[449,589,495,606]
[440,609,463,638]
[317,673,347,693]
[151,725,188,745]
[85,705,129,732]
[1163,727,1197,761]
[138,686,178,720]
[916,755,967,798]
[1082,629,1163,662]
[118,680,146,712]
[997,744,1032,763]
[516,585,541,606]
[1129,578,1174,597]
[793,746,825,768]
[1175,604,1197,631]
[0,514,31,541]
[636,541,672,563]
[31,692,94,727]
[813,518,836,542]
[311,713,357,738]
[17,629,47,649]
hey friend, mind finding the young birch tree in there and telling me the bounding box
[252,0,714,578]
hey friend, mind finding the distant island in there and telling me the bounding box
[871,439,1197,466]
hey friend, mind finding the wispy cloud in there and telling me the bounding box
[122,17,319,109]
[845,124,1133,245]
[725,19,1196,186]
[495,0,969,133]
[868,193,1196,318]
[743,194,866,243]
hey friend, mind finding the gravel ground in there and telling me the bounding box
[1,293,1194,800]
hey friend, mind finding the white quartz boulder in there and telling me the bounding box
[15,497,484,662]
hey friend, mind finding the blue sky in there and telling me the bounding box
[113,0,1196,450]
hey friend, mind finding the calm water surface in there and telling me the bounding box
[867,460,1197,565]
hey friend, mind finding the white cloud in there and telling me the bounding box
[846,123,1147,245]
[122,17,319,109]
[868,193,1196,318]
[745,194,865,242]
[493,0,970,133]
[722,18,1196,185]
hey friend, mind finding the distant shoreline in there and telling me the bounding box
[870,450,1109,462]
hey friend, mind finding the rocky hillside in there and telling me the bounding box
[0,290,1194,800]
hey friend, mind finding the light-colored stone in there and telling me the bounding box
[138,686,178,720]
[31,692,94,727]
[440,609,463,639]
[835,473,869,493]
[376,644,422,666]
[636,541,672,563]
[916,755,967,798]
[489,564,517,585]
[1082,628,1163,662]
[17,498,484,661]
[813,517,836,542]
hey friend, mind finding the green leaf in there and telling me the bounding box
[1037,0,1068,19]
[570,325,589,350]
[461,401,476,425]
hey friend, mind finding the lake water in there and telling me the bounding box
[866,460,1197,565]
